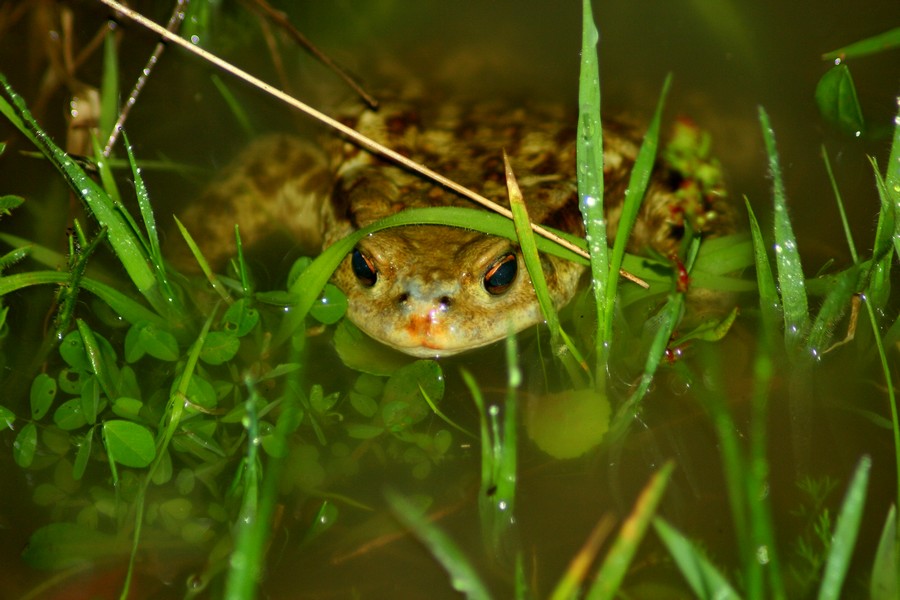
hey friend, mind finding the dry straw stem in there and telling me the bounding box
[97,0,647,287]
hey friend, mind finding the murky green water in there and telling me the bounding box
[1,0,899,598]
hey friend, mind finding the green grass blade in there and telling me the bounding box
[869,505,897,600]
[576,0,609,381]
[653,517,742,600]
[758,106,809,351]
[505,154,587,384]
[817,456,872,600]
[0,74,171,318]
[867,159,895,312]
[224,390,261,600]
[123,131,163,267]
[385,489,493,600]
[585,461,674,600]
[822,26,900,60]
[100,29,119,145]
[211,74,255,139]
[602,74,671,362]
[821,146,859,263]
[506,154,561,344]
[0,270,166,328]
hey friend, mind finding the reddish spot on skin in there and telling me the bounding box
[404,312,446,349]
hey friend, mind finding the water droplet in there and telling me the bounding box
[190,35,200,45]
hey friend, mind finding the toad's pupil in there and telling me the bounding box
[352,249,377,286]
[484,253,517,295]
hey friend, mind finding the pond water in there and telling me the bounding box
[0,0,899,598]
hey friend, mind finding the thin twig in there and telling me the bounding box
[96,0,647,287]
[242,0,378,109]
[103,0,187,156]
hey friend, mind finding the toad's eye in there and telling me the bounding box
[351,249,377,287]
[483,253,517,295]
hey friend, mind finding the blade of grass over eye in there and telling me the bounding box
[603,74,671,356]
[818,456,871,600]
[758,106,808,351]
[585,461,674,600]
[506,153,561,344]
[576,0,609,383]
[385,489,492,600]
[505,153,587,385]
[652,518,741,600]
[821,26,900,61]
[0,75,177,319]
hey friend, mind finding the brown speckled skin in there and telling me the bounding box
[175,94,732,357]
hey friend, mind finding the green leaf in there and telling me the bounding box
[349,391,379,418]
[29,373,57,420]
[818,456,871,600]
[524,388,610,459]
[200,331,240,365]
[102,420,156,468]
[53,398,87,431]
[22,523,125,570]
[72,429,94,480]
[309,283,348,325]
[382,360,444,430]
[126,321,179,362]
[0,194,24,213]
[222,298,259,337]
[59,329,90,370]
[0,404,14,429]
[79,375,102,425]
[333,319,412,376]
[13,422,37,467]
[57,368,87,395]
[652,517,741,600]
[815,65,865,137]
[76,319,119,400]
[111,397,144,421]
[345,423,385,439]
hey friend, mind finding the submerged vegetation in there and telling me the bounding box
[0,1,898,599]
